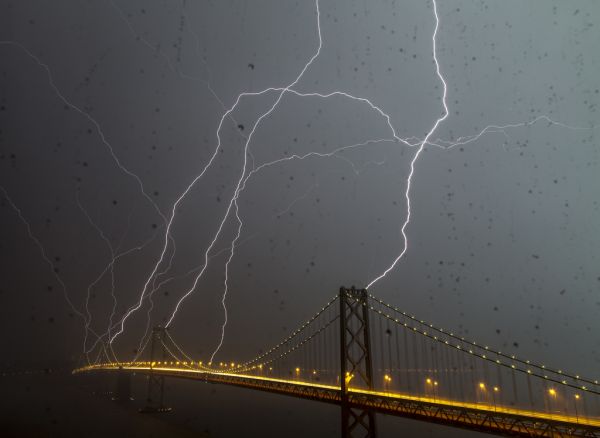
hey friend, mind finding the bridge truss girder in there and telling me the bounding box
[351,392,600,438]
[76,366,600,437]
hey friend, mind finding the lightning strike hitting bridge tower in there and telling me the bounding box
[340,286,377,438]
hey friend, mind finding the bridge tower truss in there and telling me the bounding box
[339,286,378,438]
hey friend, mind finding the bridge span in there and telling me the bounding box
[75,362,600,437]
[77,288,600,437]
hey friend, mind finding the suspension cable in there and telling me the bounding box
[370,304,600,396]
[369,293,599,388]
[238,295,338,369]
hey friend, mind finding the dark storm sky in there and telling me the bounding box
[0,0,599,383]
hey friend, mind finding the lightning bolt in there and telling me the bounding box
[366,0,448,290]
[83,227,163,360]
[1,185,85,321]
[196,0,598,362]
[275,178,320,218]
[206,0,435,360]
[114,0,589,351]
[0,41,166,224]
[76,192,163,364]
[133,230,259,360]
[0,185,115,363]
[109,0,324,344]
[105,0,266,346]
[164,0,324,329]
[4,0,595,364]
[0,39,170,353]
[109,0,230,113]
[75,191,118,363]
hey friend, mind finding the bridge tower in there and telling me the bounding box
[339,286,377,438]
[140,326,172,413]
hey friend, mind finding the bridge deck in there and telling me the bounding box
[75,364,600,437]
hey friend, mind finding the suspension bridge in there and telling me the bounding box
[74,287,600,437]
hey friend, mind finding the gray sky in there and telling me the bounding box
[0,0,599,404]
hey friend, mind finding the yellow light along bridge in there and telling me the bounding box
[78,288,600,437]
[74,362,600,437]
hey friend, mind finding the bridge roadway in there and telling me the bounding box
[74,363,600,437]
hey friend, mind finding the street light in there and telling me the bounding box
[574,394,581,424]
[425,378,432,395]
[477,382,487,405]
[384,374,392,392]
[547,388,557,417]
[492,386,500,411]
[425,378,437,401]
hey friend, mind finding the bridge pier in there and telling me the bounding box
[90,371,112,398]
[140,326,172,413]
[339,286,377,438]
[112,368,133,403]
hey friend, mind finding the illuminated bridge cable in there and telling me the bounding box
[158,330,210,371]
[234,315,339,374]
[160,339,181,363]
[235,315,339,373]
[164,330,194,364]
[236,315,338,375]
[369,293,600,389]
[369,304,600,397]
[239,295,338,369]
